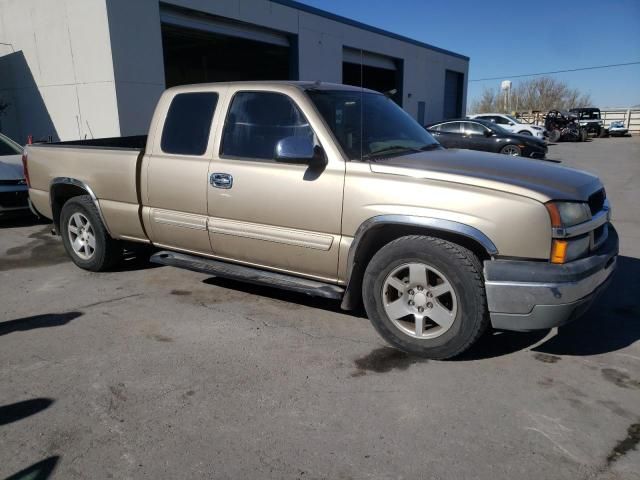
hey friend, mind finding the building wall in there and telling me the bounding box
[0,0,120,143]
[0,0,468,141]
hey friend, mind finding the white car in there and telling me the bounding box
[0,132,29,216]
[469,113,546,139]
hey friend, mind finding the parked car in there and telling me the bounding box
[570,107,606,137]
[425,118,548,158]
[0,132,29,217]
[608,121,629,137]
[468,113,546,139]
[545,110,587,142]
[24,81,617,359]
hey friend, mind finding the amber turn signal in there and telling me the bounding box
[545,203,562,228]
[550,239,568,264]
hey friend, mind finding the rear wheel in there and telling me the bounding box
[362,236,489,359]
[500,144,522,156]
[60,195,120,271]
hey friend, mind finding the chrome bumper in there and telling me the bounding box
[484,225,618,331]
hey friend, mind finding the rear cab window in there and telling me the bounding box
[161,92,219,155]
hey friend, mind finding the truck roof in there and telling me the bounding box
[165,80,380,95]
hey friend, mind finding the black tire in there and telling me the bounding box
[517,130,532,136]
[362,235,489,360]
[60,195,120,271]
[579,129,588,142]
[548,129,561,143]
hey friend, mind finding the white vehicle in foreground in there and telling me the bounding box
[469,113,546,139]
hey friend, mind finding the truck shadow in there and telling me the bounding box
[0,214,50,229]
[202,276,365,316]
[201,255,638,360]
[461,255,640,360]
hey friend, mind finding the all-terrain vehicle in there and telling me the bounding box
[570,107,607,138]
[545,110,587,142]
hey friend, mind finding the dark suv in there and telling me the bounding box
[570,108,606,137]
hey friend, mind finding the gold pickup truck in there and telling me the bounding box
[23,81,618,359]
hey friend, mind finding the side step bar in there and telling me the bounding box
[150,250,345,300]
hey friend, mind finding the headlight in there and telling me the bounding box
[546,202,593,264]
[545,201,591,228]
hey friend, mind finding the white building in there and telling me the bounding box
[0,0,469,143]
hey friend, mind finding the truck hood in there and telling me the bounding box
[0,154,25,181]
[370,148,602,202]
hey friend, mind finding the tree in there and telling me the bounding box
[470,77,592,113]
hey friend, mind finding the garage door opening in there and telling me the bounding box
[443,70,464,119]
[342,48,402,106]
[161,11,295,88]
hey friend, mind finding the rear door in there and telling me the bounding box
[144,89,223,253]
[206,88,344,282]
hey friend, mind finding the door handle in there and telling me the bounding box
[210,173,233,189]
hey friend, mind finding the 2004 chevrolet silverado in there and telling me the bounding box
[24,81,618,359]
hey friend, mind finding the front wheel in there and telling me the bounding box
[362,236,489,359]
[548,129,561,143]
[500,144,522,156]
[60,195,121,271]
[579,129,588,142]
[518,130,533,136]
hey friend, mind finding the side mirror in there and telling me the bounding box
[484,129,493,137]
[275,136,326,167]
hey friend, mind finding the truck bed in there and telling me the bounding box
[26,136,148,242]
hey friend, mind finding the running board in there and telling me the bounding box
[150,251,344,300]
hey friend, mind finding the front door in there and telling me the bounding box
[207,89,344,282]
[461,121,494,152]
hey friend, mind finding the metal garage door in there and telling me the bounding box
[160,6,295,87]
[160,7,290,47]
[443,70,464,119]
[342,47,403,105]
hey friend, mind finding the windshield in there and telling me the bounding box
[505,115,522,124]
[306,89,440,160]
[483,122,509,134]
[572,109,600,120]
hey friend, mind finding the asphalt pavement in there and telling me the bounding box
[1,136,638,480]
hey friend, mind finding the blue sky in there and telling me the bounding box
[297,0,640,108]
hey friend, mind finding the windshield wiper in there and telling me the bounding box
[418,143,442,151]
[363,145,422,159]
[363,143,441,159]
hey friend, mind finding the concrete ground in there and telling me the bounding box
[1,136,639,480]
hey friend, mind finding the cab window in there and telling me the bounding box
[462,122,487,135]
[438,122,461,133]
[221,91,313,160]
[161,92,218,155]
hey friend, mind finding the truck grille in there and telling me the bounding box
[588,189,606,215]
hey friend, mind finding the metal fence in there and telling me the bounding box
[517,108,640,133]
